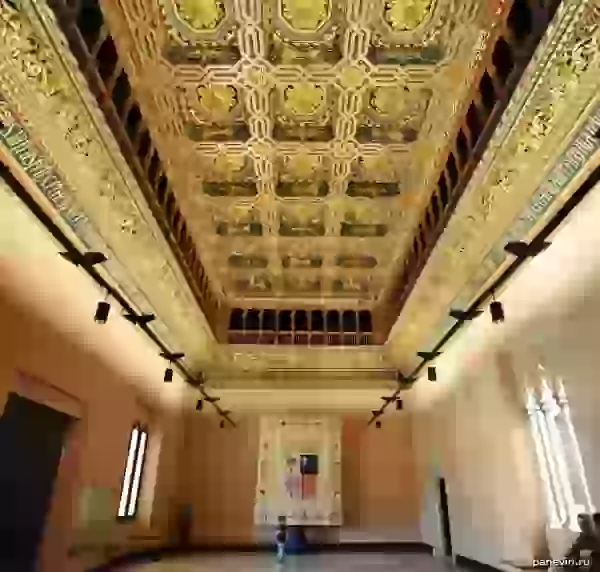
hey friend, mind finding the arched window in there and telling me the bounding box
[526,367,594,531]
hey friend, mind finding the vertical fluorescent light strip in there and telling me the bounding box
[118,427,139,517]
[526,390,560,527]
[127,430,148,517]
[558,381,596,513]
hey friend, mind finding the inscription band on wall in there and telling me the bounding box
[0,95,86,228]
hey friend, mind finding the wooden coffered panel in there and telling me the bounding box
[1,0,596,386]
[91,0,505,310]
[2,0,566,356]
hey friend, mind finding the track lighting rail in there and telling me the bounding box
[369,160,600,425]
[0,163,235,427]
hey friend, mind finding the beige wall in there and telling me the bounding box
[179,415,260,545]
[412,350,547,565]
[0,277,183,572]
[178,412,422,545]
[341,414,422,542]
[407,183,600,565]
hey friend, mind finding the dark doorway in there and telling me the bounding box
[0,393,74,572]
[438,477,453,557]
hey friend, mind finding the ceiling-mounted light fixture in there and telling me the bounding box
[371,410,382,418]
[60,251,107,267]
[203,396,220,403]
[504,240,551,258]
[380,396,396,404]
[94,290,111,324]
[427,366,437,382]
[375,420,382,429]
[195,399,203,411]
[123,312,156,326]
[219,419,225,429]
[417,351,442,361]
[449,308,483,321]
[489,292,504,324]
[396,372,416,386]
[160,351,184,383]
[189,373,204,387]
[396,398,403,411]
[160,351,185,361]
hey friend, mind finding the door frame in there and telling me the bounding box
[436,476,454,562]
[1,371,84,572]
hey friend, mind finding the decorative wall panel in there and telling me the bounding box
[255,415,342,526]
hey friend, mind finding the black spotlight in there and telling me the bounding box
[427,366,437,382]
[164,367,174,382]
[94,300,111,324]
[396,372,416,387]
[219,419,225,429]
[60,251,107,267]
[195,399,203,411]
[375,420,382,429]
[123,312,155,326]
[490,300,505,323]
[449,309,483,321]
[417,351,442,361]
[396,398,403,411]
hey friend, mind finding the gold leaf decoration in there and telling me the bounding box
[212,154,247,177]
[286,154,321,179]
[281,0,330,31]
[370,86,408,117]
[197,85,238,119]
[173,0,226,30]
[359,155,396,180]
[384,0,433,32]
[283,84,326,116]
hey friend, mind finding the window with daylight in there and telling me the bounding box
[526,370,594,531]
[117,425,148,519]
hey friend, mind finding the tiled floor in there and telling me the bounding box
[123,553,456,572]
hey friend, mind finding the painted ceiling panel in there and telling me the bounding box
[98,0,503,306]
[2,0,597,387]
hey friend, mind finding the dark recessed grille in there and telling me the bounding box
[228,309,376,346]
[46,0,221,331]
[383,0,561,332]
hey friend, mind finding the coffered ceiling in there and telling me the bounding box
[100,0,501,308]
[2,0,600,392]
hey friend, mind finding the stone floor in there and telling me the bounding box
[123,553,456,572]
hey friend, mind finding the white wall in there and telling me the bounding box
[407,181,600,565]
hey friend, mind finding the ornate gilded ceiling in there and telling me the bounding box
[100,0,501,307]
[3,0,600,392]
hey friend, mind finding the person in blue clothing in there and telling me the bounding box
[275,515,287,563]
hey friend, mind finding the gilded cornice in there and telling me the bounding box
[389,0,600,370]
[0,0,217,371]
[0,0,394,381]
[215,344,393,376]
[4,0,598,385]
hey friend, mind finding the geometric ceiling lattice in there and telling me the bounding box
[97,0,504,309]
